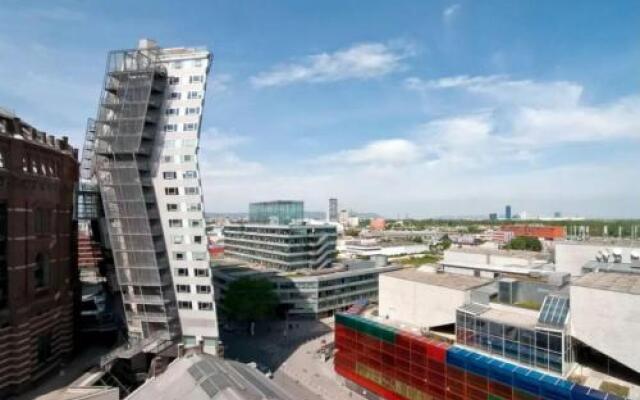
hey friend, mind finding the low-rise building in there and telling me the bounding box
[555,239,640,276]
[223,223,337,271]
[212,257,400,318]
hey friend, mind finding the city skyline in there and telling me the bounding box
[0,1,639,217]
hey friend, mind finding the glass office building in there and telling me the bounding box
[455,295,573,375]
[249,200,303,225]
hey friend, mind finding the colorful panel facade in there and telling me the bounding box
[334,314,626,400]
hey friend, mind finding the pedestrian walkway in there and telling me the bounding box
[277,332,366,400]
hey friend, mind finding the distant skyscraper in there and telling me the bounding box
[489,213,498,221]
[90,39,218,351]
[554,211,562,218]
[328,198,338,222]
[505,205,512,220]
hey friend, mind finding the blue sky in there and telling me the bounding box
[1,1,639,217]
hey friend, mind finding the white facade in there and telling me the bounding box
[378,269,490,329]
[151,43,218,351]
[571,281,640,372]
[555,241,640,276]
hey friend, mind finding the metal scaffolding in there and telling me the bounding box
[93,48,180,341]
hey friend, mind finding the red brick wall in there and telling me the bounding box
[0,130,78,395]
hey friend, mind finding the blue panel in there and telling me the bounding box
[446,346,467,369]
[571,384,610,400]
[540,375,573,400]
[513,367,542,395]
[465,352,489,377]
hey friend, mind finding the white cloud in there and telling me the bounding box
[316,138,421,166]
[443,4,461,23]
[251,42,414,87]
[405,75,583,108]
[209,73,232,93]
[198,128,263,179]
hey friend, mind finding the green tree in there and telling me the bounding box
[505,236,542,252]
[440,234,452,250]
[223,277,278,322]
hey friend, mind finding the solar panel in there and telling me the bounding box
[188,364,204,381]
[538,295,569,327]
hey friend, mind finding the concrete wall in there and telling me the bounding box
[571,285,640,372]
[443,250,488,265]
[555,243,639,276]
[378,275,467,329]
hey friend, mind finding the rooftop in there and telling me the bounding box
[573,272,640,295]
[382,268,492,291]
[445,246,548,260]
[582,260,640,274]
[127,353,294,400]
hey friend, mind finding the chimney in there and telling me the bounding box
[138,38,158,50]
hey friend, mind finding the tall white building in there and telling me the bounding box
[91,39,218,353]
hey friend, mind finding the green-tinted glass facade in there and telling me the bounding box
[249,200,303,225]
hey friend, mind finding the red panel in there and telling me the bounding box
[467,385,488,400]
[489,380,513,400]
[446,366,465,382]
[466,372,487,390]
[335,364,406,400]
[426,342,448,363]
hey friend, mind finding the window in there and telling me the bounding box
[196,285,211,294]
[172,235,184,244]
[169,92,181,100]
[198,302,213,311]
[169,219,183,228]
[173,252,185,261]
[32,160,38,174]
[183,170,197,179]
[194,59,202,67]
[193,235,203,244]
[34,253,49,288]
[167,203,178,212]
[190,219,203,228]
[176,284,190,293]
[34,209,50,234]
[176,268,188,277]
[194,268,209,277]
[187,91,202,99]
[165,187,179,195]
[163,155,173,163]
[189,75,204,83]
[187,203,201,212]
[182,155,194,162]
[37,334,52,364]
[168,76,180,85]
[193,252,207,261]
[163,171,177,180]
[185,187,199,195]
[163,124,177,132]
[183,336,197,346]
[185,107,200,115]
[183,123,198,131]
[0,151,4,168]
[178,301,192,310]
[165,108,179,116]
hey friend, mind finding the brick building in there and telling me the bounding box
[0,108,79,396]
[501,224,567,240]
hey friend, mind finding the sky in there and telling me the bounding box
[1,1,639,218]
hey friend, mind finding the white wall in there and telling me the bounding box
[571,285,640,372]
[378,274,467,328]
[555,243,639,276]
[444,250,488,265]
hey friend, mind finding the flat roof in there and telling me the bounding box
[445,247,548,260]
[480,306,540,329]
[382,268,492,291]
[573,272,640,295]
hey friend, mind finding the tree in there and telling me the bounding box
[440,234,452,250]
[505,236,542,252]
[223,277,278,322]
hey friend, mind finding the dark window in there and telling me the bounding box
[37,334,52,364]
[0,203,6,308]
[34,253,49,288]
